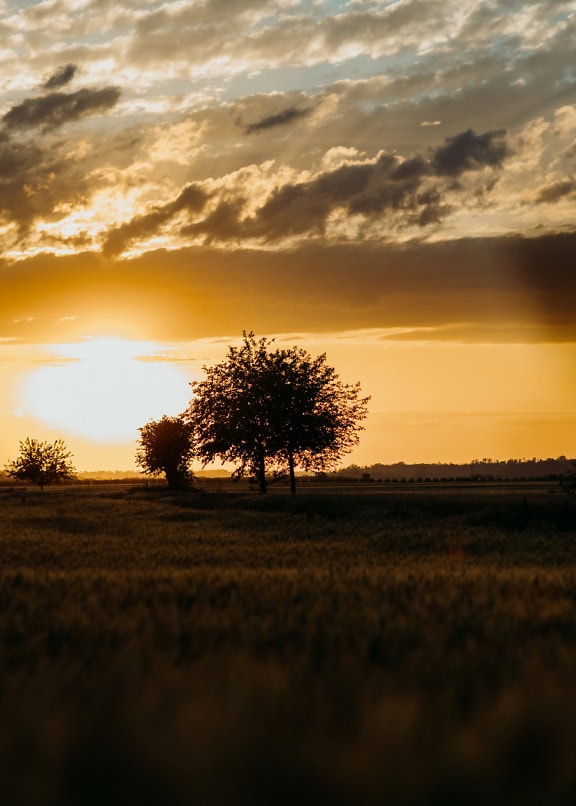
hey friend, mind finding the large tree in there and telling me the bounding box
[185,332,369,494]
[184,334,272,493]
[5,437,76,490]
[136,415,195,489]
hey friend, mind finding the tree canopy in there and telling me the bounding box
[136,415,195,489]
[185,332,369,493]
[5,438,76,490]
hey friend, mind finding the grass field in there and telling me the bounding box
[1,484,575,804]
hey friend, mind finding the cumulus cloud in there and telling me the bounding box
[247,128,508,239]
[248,128,508,238]
[2,87,121,132]
[97,126,511,251]
[432,128,509,176]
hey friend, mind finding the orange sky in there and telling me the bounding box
[1,1,575,471]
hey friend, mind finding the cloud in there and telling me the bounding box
[244,128,509,239]
[0,139,84,229]
[102,183,208,257]
[125,0,453,70]
[244,106,312,134]
[181,197,246,243]
[535,179,576,204]
[4,233,574,344]
[97,126,511,250]
[2,87,121,132]
[0,0,572,259]
[43,63,78,90]
[432,128,509,176]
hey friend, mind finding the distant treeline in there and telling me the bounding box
[1,457,573,486]
[325,457,575,482]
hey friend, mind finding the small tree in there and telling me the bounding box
[5,437,76,490]
[185,332,369,494]
[136,415,195,489]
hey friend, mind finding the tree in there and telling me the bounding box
[136,415,195,489]
[5,437,76,490]
[184,332,369,494]
[264,343,370,493]
[184,334,272,494]
[560,462,576,496]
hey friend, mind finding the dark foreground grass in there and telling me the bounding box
[1,486,575,804]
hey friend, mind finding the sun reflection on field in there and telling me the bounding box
[22,337,191,442]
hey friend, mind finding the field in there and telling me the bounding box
[1,483,576,804]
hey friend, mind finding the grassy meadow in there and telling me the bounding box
[1,483,576,804]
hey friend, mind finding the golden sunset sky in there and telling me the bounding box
[1,0,575,471]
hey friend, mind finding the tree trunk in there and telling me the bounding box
[166,471,177,490]
[288,449,296,495]
[166,466,187,490]
[257,447,267,494]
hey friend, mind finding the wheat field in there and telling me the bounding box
[1,485,575,804]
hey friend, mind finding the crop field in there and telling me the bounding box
[1,484,575,805]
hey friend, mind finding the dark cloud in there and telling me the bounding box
[3,233,575,344]
[0,141,40,225]
[102,183,208,257]
[2,87,121,132]
[242,129,508,238]
[244,106,311,134]
[0,76,124,232]
[535,180,576,204]
[181,198,246,243]
[432,128,509,176]
[0,139,91,230]
[43,64,78,90]
[196,154,423,241]
[391,156,429,181]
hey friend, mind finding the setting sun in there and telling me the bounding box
[21,338,191,442]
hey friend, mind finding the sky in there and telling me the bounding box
[0,0,575,471]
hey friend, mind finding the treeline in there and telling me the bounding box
[328,457,575,482]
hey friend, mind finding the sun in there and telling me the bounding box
[22,337,191,442]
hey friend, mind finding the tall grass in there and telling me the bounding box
[1,487,575,804]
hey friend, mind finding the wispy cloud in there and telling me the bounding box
[43,63,78,90]
[244,105,312,134]
[2,87,121,132]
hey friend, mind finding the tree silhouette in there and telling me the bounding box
[184,334,271,493]
[5,437,76,490]
[264,341,370,493]
[136,415,195,489]
[560,462,576,496]
[185,332,369,494]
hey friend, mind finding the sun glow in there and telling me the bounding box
[22,337,191,442]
